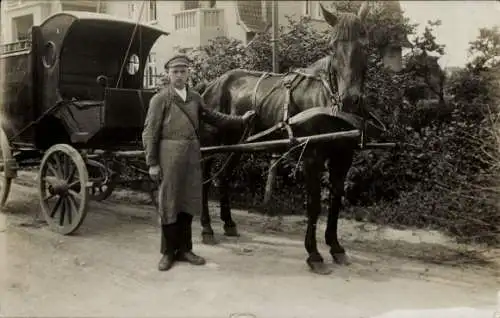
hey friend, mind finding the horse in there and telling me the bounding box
[197,2,372,275]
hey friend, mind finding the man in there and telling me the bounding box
[142,55,255,271]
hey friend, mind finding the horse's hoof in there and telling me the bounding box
[307,260,332,275]
[223,226,240,237]
[332,252,351,266]
[202,233,218,245]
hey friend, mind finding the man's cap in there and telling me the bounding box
[165,55,191,69]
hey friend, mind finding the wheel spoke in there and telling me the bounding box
[66,165,76,183]
[59,197,66,226]
[43,176,59,186]
[50,196,64,218]
[60,155,66,179]
[66,197,73,225]
[68,180,81,191]
[43,193,56,202]
[52,155,63,177]
[47,162,60,179]
[68,194,78,213]
[68,189,81,201]
[66,195,78,220]
[62,155,71,179]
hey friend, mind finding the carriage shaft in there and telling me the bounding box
[201,130,361,155]
[85,150,145,159]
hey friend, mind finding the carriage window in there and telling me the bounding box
[127,54,140,75]
[42,41,56,68]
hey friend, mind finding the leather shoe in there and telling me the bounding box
[158,254,175,271]
[177,251,206,265]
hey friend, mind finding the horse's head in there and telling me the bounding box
[320,2,370,114]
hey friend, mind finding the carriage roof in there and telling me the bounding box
[1,11,169,57]
[40,11,169,36]
[40,11,168,51]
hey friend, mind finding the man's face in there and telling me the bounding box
[168,65,189,89]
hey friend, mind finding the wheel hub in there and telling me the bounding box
[49,179,69,195]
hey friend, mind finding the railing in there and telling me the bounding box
[60,0,103,10]
[173,8,223,31]
[5,0,38,9]
[1,40,31,55]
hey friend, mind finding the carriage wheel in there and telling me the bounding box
[87,160,116,201]
[0,128,14,208]
[38,144,89,235]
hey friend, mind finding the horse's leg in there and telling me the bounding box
[201,157,217,245]
[304,155,332,275]
[219,153,242,237]
[325,149,354,265]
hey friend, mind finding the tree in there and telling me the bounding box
[467,25,500,71]
[403,20,446,104]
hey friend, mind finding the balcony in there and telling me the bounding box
[1,39,31,55]
[172,8,225,48]
[60,0,105,12]
[4,0,39,10]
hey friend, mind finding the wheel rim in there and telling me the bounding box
[38,144,88,235]
[0,128,13,208]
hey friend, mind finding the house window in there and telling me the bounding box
[303,0,311,16]
[149,0,157,21]
[128,3,135,19]
[209,0,216,8]
[12,14,34,42]
[183,0,199,10]
[143,53,157,88]
[304,1,323,19]
[314,1,323,19]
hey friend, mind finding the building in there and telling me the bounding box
[1,0,410,88]
[1,0,106,42]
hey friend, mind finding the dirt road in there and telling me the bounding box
[1,173,499,318]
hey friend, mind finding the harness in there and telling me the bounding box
[245,56,365,147]
[200,57,384,187]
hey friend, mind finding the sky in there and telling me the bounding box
[399,0,500,68]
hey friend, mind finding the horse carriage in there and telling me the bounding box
[1,4,398,274]
[0,11,167,234]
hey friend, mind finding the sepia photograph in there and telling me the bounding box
[0,1,499,317]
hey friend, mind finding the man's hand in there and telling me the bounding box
[242,110,256,123]
[149,165,161,182]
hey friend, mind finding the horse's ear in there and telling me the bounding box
[319,3,338,27]
[357,2,370,21]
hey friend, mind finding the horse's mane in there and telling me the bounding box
[330,13,366,44]
[295,56,332,77]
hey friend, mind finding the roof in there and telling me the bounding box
[40,11,169,36]
[236,1,271,33]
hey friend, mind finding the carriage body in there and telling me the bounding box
[1,11,168,151]
[1,40,37,146]
[0,12,169,234]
